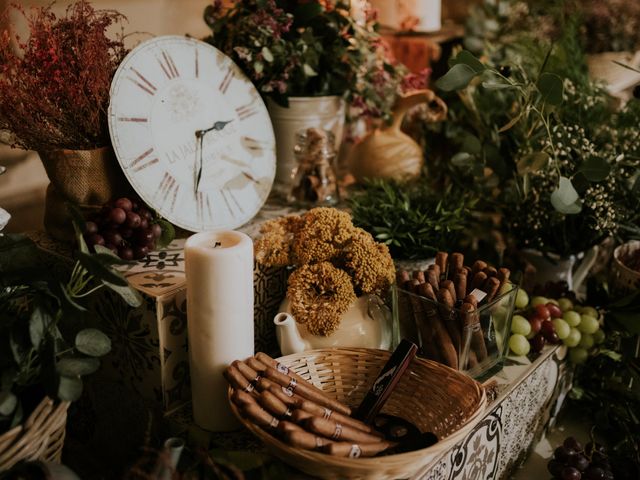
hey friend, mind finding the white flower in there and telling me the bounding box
[0,207,10,231]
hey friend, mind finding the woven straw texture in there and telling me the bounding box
[230,348,486,480]
[611,241,640,295]
[38,146,130,241]
[0,397,69,471]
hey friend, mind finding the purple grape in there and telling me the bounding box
[139,208,153,220]
[568,454,589,472]
[104,243,118,255]
[114,197,133,212]
[86,233,104,247]
[139,218,149,230]
[561,466,581,480]
[109,207,127,225]
[125,211,141,228]
[118,247,134,261]
[135,229,154,245]
[555,446,576,463]
[548,459,564,476]
[120,228,133,239]
[583,466,606,480]
[146,240,156,251]
[104,231,123,247]
[84,221,98,235]
[133,245,149,260]
[151,223,162,238]
[564,437,583,453]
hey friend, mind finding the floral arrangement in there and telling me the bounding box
[426,31,640,256]
[254,207,395,335]
[0,1,127,151]
[203,0,423,124]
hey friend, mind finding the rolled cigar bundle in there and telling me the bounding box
[441,280,457,303]
[262,366,351,415]
[483,277,501,304]
[322,441,395,458]
[435,252,448,277]
[416,283,458,369]
[240,403,280,430]
[304,416,384,444]
[283,428,332,451]
[448,253,464,280]
[461,303,488,361]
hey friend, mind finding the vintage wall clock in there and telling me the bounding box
[108,35,276,232]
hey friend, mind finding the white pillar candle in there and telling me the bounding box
[185,230,254,431]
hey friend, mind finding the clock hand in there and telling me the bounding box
[194,120,234,194]
[195,119,233,138]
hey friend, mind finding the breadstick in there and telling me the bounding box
[322,441,395,458]
[282,428,332,451]
[469,271,488,293]
[435,252,448,277]
[483,277,501,304]
[454,271,468,302]
[417,283,458,369]
[240,403,280,430]
[436,288,461,351]
[426,269,440,291]
[304,416,384,444]
[461,302,487,361]
[441,280,457,303]
[448,253,464,280]
[261,366,351,415]
[471,260,487,277]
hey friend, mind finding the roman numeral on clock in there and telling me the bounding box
[130,147,158,172]
[221,188,244,218]
[158,50,179,79]
[218,67,233,94]
[236,101,258,121]
[157,172,180,213]
[128,68,157,95]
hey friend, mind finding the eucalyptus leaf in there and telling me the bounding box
[58,375,83,402]
[29,306,51,349]
[75,251,128,287]
[517,152,550,175]
[580,156,611,182]
[57,357,100,377]
[451,152,473,167]
[0,391,17,416]
[102,280,143,307]
[156,219,175,248]
[435,64,478,92]
[75,328,111,357]
[550,176,582,214]
[537,72,564,106]
[449,50,485,74]
[461,135,482,154]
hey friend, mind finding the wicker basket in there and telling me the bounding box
[0,397,69,471]
[611,241,640,295]
[229,348,486,480]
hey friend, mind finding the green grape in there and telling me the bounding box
[563,311,581,327]
[515,289,530,309]
[552,318,571,340]
[581,306,598,318]
[564,327,582,347]
[569,347,589,364]
[578,334,594,349]
[578,315,599,334]
[558,298,574,312]
[511,315,531,336]
[531,296,549,307]
[592,329,606,344]
[509,334,531,356]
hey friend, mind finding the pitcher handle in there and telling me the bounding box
[389,89,448,132]
[572,245,599,292]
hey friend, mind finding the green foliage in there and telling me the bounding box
[348,179,476,260]
[0,233,141,433]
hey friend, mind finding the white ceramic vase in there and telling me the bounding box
[266,96,346,196]
[520,247,599,293]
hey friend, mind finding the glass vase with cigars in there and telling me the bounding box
[393,251,518,379]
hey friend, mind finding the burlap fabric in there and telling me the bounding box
[39,146,131,241]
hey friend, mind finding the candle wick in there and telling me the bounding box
[213,241,222,248]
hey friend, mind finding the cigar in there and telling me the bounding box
[467,349,479,369]
[296,397,373,433]
[497,268,511,291]
[454,271,468,302]
[469,271,488,293]
[290,408,314,424]
[463,294,478,309]
[412,270,425,283]
[426,269,440,291]
[461,302,487,361]
[255,352,322,394]
[396,270,411,285]
[441,280,457,304]
[304,416,384,444]
[448,253,464,280]
[322,441,395,458]
[224,365,257,393]
[408,280,441,362]
[435,252,448,278]
[471,260,487,276]
[282,428,332,451]
[396,274,419,346]
[417,283,458,369]
[436,288,462,351]
[246,356,270,374]
[233,360,262,386]
[262,366,351,416]
[427,263,440,281]
[257,389,293,418]
[240,402,280,430]
[483,277,501,304]
[231,389,258,408]
[483,266,498,278]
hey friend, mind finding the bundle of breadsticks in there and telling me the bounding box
[396,252,511,370]
[224,352,395,458]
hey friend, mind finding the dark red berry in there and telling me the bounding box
[139,218,149,230]
[114,197,133,212]
[109,207,127,225]
[84,221,98,235]
[136,229,154,245]
[133,245,149,259]
[120,228,133,239]
[125,211,141,229]
[151,223,162,238]
[86,233,105,247]
[118,247,134,261]
[104,231,123,247]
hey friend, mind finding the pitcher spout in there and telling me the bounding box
[274,312,307,355]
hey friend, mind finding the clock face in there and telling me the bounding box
[108,36,275,232]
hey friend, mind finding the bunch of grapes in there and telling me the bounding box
[548,437,613,479]
[508,290,605,360]
[83,197,164,260]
